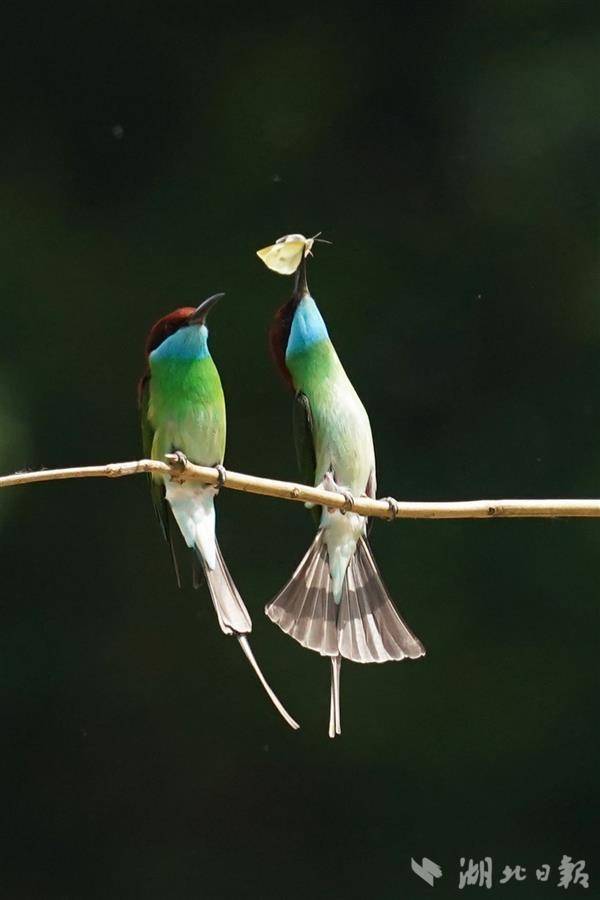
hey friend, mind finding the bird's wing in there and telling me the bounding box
[293,390,320,526]
[139,374,181,587]
[365,468,377,499]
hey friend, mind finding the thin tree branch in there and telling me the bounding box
[1,457,600,519]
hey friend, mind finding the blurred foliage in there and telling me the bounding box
[1,1,600,897]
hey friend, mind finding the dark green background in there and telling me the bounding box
[1,2,599,897]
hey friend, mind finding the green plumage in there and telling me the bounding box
[147,354,226,468]
[286,335,376,499]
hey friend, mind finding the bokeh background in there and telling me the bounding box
[1,1,600,897]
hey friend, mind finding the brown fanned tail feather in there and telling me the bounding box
[266,532,425,736]
[337,538,425,663]
[265,532,337,655]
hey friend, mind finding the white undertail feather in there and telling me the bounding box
[166,481,217,570]
[320,506,365,603]
[166,480,299,729]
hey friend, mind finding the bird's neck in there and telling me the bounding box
[149,324,210,363]
[285,296,330,360]
[281,295,342,392]
[269,293,334,391]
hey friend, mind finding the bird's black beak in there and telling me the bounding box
[188,292,225,324]
[292,256,309,302]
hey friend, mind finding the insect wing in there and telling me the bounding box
[256,240,307,274]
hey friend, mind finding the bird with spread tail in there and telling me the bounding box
[265,257,425,737]
[138,293,299,730]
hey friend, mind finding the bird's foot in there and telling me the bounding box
[166,451,189,483]
[383,496,400,521]
[339,490,355,515]
[321,471,355,514]
[214,463,227,490]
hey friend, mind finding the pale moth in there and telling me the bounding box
[256,233,328,275]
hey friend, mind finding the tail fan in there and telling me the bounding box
[265,531,338,655]
[266,532,425,736]
[337,537,425,663]
[199,541,299,730]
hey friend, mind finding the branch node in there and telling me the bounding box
[488,506,497,516]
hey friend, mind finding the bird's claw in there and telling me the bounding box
[321,471,354,514]
[166,451,189,482]
[340,490,355,515]
[383,496,400,521]
[214,464,227,489]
